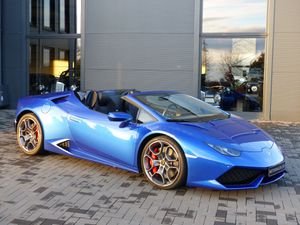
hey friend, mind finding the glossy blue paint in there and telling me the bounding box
[16,90,285,190]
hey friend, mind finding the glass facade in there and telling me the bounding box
[200,0,267,112]
[29,39,80,95]
[28,0,81,95]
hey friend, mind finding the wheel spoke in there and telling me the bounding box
[154,166,166,184]
[24,119,31,129]
[24,139,31,149]
[165,164,179,180]
[20,122,26,131]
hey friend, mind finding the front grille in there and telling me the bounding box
[217,167,265,186]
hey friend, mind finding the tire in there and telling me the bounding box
[16,113,44,155]
[141,136,187,189]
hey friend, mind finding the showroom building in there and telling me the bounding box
[0,0,299,122]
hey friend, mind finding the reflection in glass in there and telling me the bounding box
[30,0,80,33]
[43,48,51,67]
[203,0,267,33]
[29,0,37,27]
[43,0,50,28]
[76,0,81,33]
[43,0,54,30]
[29,39,81,95]
[29,0,32,24]
[60,0,65,32]
[59,50,66,60]
[201,38,265,112]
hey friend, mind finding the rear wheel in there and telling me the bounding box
[141,136,187,189]
[17,113,44,155]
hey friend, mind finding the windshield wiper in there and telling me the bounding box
[166,118,194,122]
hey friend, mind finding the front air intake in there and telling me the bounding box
[217,167,265,186]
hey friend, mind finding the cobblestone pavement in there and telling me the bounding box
[1,109,300,225]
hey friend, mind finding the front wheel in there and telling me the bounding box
[141,136,187,189]
[16,113,44,155]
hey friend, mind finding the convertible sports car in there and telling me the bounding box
[15,89,285,190]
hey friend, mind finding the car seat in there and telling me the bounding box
[85,90,98,109]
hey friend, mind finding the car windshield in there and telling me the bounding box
[135,93,229,122]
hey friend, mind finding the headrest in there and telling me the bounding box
[85,90,98,109]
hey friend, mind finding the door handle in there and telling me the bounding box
[69,116,81,123]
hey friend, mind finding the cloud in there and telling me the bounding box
[202,0,267,33]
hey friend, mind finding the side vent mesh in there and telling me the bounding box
[57,140,70,150]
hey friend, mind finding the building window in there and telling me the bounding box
[29,0,38,27]
[29,39,81,95]
[59,0,66,32]
[43,0,55,31]
[201,38,265,111]
[200,0,267,113]
[28,0,81,95]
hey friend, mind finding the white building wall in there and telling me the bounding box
[270,0,300,121]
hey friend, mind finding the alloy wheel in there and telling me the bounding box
[143,140,181,187]
[17,114,43,155]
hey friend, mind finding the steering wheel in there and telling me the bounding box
[162,103,180,118]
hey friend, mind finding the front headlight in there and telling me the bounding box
[207,143,240,157]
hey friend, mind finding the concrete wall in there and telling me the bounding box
[269,0,300,121]
[83,0,196,96]
[1,0,27,108]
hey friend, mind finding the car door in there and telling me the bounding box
[67,105,140,168]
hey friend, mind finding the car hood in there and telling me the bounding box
[176,116,274,152]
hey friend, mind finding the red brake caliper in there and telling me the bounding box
[150,147,158,174]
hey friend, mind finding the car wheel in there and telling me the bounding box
[141,136,187,189]
[17,113,44,155]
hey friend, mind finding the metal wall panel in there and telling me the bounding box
[85,69,194,96]
[271,72,300,121]
[85,34,194,71]
[83,0,195,95]
[1,0,27,108]
[273,33,300,73]
[85,0,195,34]
[274,0,300,33]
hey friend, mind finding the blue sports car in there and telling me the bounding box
[15,90,285,190]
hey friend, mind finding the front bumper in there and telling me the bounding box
[185,145,285,190]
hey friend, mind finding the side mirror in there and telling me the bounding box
[108,112,133,122]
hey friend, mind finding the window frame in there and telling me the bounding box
[121,97,157,124]
[198,0,268,113]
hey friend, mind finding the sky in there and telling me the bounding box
[203,0,267,33]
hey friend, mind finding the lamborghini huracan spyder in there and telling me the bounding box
[15,90,285,190]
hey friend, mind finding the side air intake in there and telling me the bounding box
[57,140,70,150]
